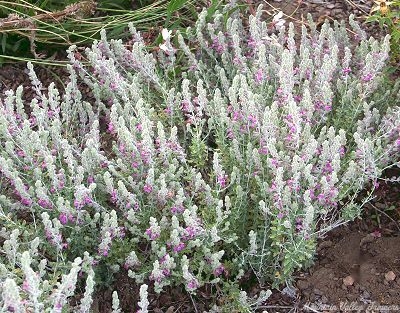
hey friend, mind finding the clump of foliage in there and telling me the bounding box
[367,0,400,62]
[0,0,208,62]
[0,3,399,312]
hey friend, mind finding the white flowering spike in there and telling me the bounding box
[161,28,172,41]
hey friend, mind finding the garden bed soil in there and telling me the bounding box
[1,0,399,312]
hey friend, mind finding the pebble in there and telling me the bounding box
[343,275,355,286]
[385,271,396,282]
[361,290,371,299]
[318,240,333,251]
[374,202,387,209]
[297,280,310,290]
[346,294,358,301]
[313,288,323,296]
[326,3,335,9]
[282,286,297,298]
[165,307,175,313]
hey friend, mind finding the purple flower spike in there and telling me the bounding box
[59,213,68,225]
[143,184,153,194]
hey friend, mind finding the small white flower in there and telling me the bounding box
[159,43,169,52]
[159,42,176,55]
[272,11,285,28]
[161,28,172,41]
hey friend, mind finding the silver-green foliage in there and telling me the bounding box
[1,4,399,311]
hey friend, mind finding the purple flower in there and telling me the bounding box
[107,122,115,133]
[164,106,172,116]
[87,176,95,184]
[38,198,52,209]
[83,196,92,205]
[162,268,171,276]
[294,95,302,103]
[255,69,264,84]
[342,67,352,75]
[248,115,258,128]
[22,280,30,292]
[323,162,333,174]
[217,174,228,188]
[258,146,268,155]
[213,265,225,277]
[59,213,68,225]
[227,128,234,139]
[20,197,32,206]
[98,246,109,257]
[54,301,63,310]
[362,73,373,82]
[74,199,82,209]
[187,279,199,290]
[110,82,117,91]
[143,184,153,194]
[145,228,160,240]
[247,37,257,48]
[110,189,118,203]
[173,242,185,253]
[211,37,225,54]
[171,205,185,214]
[16,150,25,158]
[271,158,279,168]
[183,226,198,240]
[232,110,242,122]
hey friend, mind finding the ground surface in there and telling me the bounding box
[1,1,400,312]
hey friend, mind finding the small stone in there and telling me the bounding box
[327,3,335,9]
[321,296,329,303]
[282,286,297,298]
[388,289,397,296]
[360,234,376,248]
[385,271,396,281]
[346,294,357,301]
[343,275,355,286]
[318,240,333,251]
[165,307,175,313]
[375,202,386,209]
[297,280,309,290]
[362,290,370,299]
[314,288,323,296]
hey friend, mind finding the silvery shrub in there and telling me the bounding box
[1,4,399,311]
